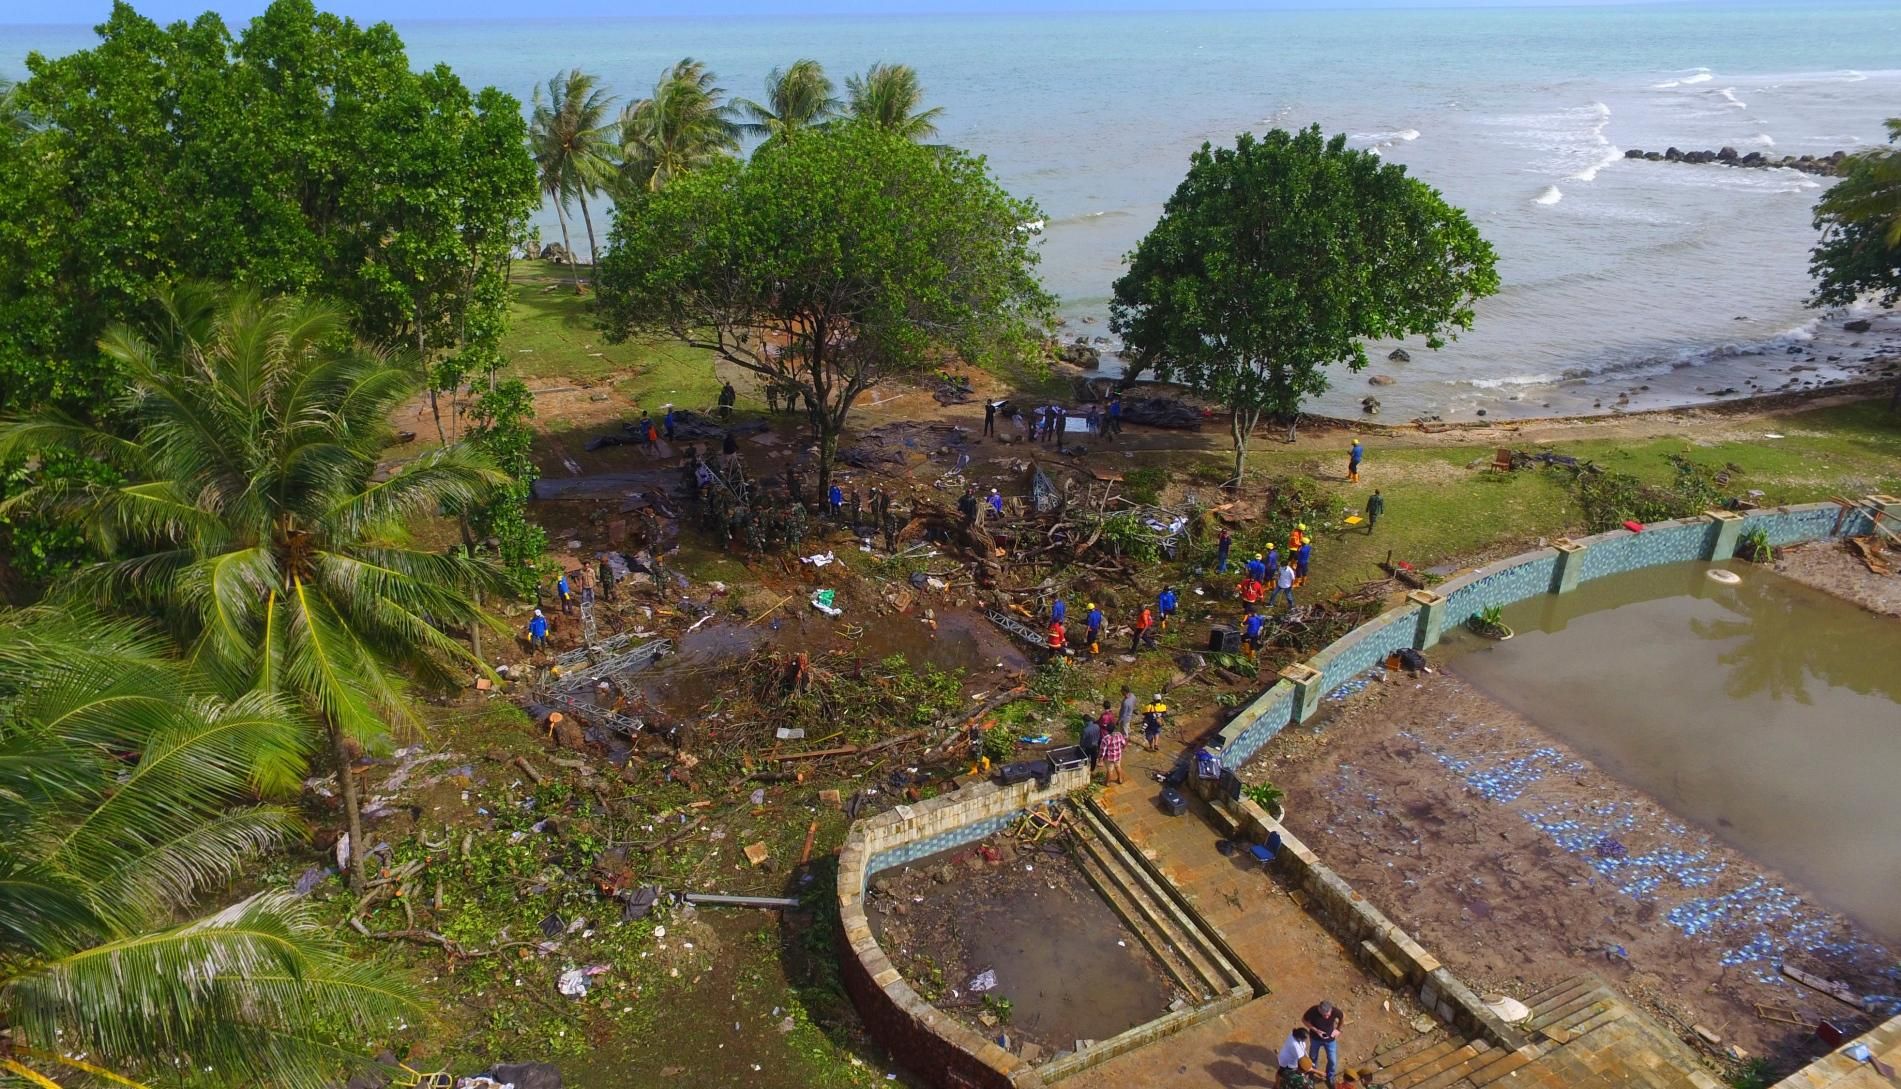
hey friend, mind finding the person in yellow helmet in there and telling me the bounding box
[1141,695,1169,751]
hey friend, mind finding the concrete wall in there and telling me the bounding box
[1205,500,1874,769]
[837,770,1089,1089]
[1229,798,1528,1052]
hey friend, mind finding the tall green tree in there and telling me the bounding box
[529,67,617,273]
[1810,118,1901,411]
[0,607,415,1088]
[845,63,944,142]
[618,57,740,194]
[734,58,839,141]
[0,76,30,137]
[0,286,510,889]
[596,121,1051,495]
[0,0,539,414]
[1112,126,1499,480]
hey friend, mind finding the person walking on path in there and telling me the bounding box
[1272,561,1297,611]
[1118,685,1137,735]
[983,399,998,437]
[1129,604,1155,653]
[1347,440,1363,483]
[1054,406,1068,453]
[827,483,844,520]
[637,411,656,453]
[1081,706,1103,770]
[528,608,549,651]
[556,572,574,615]
[1216,527,1233,574]
[1141,695,1167,751]
[1097,722,1127,785]
[717,381,736,420]
[1085,602,1104,655]
[1364,490,1384,534]
[1295,540,1312,587]
[1276,1027,1319,1088]
[1302,1001,1346,1085]
[1157,586,1178,631]
[1107,395,1123,439]
[663,404,676,441]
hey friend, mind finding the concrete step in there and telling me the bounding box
[1526,976,1601,1020]
[1541,1001,1622,1045]
[1068,820,1229,999]
[1409,1042,1501,1089]
[1464,1047,1538,1087]
[1065,827,1214,1001]
[1520,974,1594,1010]
[1526,988,1613,1034]
[1373,1029,1451,1070]
[1390,1041,1490,1089]
[1073,800,1246,993]
[1380,1039,1461,1083]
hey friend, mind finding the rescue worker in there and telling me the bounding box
[1215,527,1233,574]
[1238,576,1264,614]
[1085,602,1104,655]
[717,380,736,420]
[1141,695,1168,752]
[1046,619,1068,665]
[1130,603,1155,654]
[1295,539,1313,587]
[1157,586,1178,630]
[528,608,549,651]
[1051,597,1067,627]
[1241,610,1266,657]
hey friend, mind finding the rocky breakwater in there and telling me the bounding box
[1623,145,1847,176]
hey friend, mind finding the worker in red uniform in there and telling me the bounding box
[1047,620,1068,665]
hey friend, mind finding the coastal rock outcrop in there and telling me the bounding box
[1387,348,1411,363]
[1060,337,1101,369]
[1845,319,1872,333]
[1361,396,1381,415]
[1368,374,1397,386]
[1624,146,1848,177]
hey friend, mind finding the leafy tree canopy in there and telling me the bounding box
[594,120,1053,491]
[1811,117,1901,309]
[0,0,537,415]
[1111,126,1499,478]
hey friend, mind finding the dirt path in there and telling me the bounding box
[1251,667,1898,1066]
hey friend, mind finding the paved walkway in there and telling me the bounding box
[1064,739,1419,1088]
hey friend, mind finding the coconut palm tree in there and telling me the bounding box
[0,284,510,890]
[529,68,617,277]
[845,63,945,143]
[734,58,840,141]
[0,607,414,1088]
[619,58,741,194]
[1817,116,1901,248]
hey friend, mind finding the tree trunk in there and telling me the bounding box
[1890,374,1900,413]
[575,188,599,270]
[1229,405,1261,487]
[460,519,484,661]
[816,426,840,500]
[553,200,580,293]
[329,721,367,890]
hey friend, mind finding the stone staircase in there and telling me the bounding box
[1368,975,1723,1089]
[1065,799,1251,1005]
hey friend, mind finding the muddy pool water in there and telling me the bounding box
[1448,561,1901,945]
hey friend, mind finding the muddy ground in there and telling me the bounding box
[1249,667,1899,1067]
[865,829,1179,1061]
[1772,538,1901,619]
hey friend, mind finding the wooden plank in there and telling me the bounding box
[1782,964,1868,1010]
[777,744,859,762]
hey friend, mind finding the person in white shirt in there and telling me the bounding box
[1271,560,1297,611]
[1276,1026,1318,1087]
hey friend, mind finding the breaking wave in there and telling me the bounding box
[1533,185,1564,205]
[1652,67,1713,89]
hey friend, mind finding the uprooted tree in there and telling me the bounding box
[1111,126,1499,482]
[593,119,1053,495]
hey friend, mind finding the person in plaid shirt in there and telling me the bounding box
[1097,724,1128,784]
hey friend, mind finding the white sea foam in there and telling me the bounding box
[1353,128,1421,152]
[1468,373,1563,389]
[1534,185,1564,205]
[1653,67,1713,89]
[1743,133,1777,147]
[1565,102,1618,181]
[1717,87,1747,109]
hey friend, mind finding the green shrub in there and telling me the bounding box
[1242,781,1284,814]
[1122,466,1168,505]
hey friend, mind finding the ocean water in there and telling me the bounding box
[9,2,1901,418]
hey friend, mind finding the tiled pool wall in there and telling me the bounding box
[867,808,1021,874]
[1211,501,1879,770]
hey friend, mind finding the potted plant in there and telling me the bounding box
[1242,781,1286,821]
[1465,604,1513,640]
